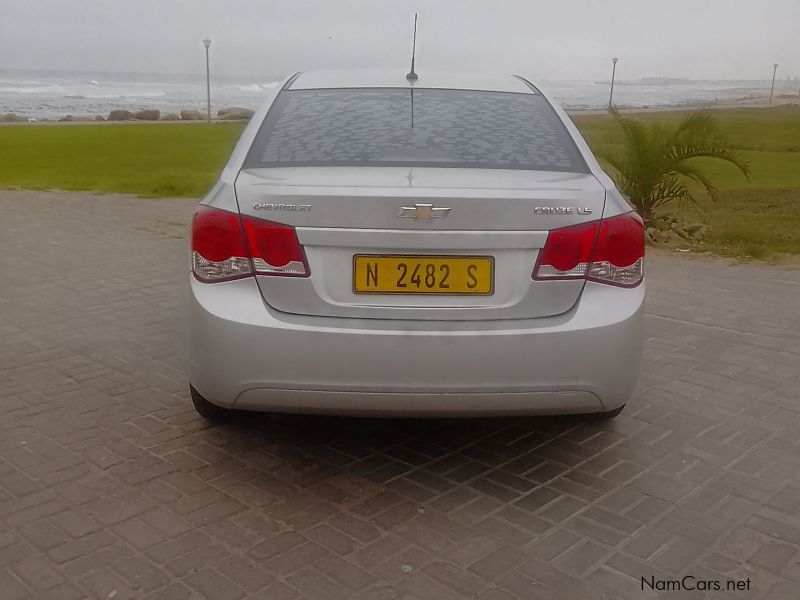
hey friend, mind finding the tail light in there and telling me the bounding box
[588,213,645,287]
[191,205,309,283]
[242,217,309,276]
[533,212,644,287]
[191,206,253,282]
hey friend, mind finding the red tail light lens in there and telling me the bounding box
[242,216,309,277]
[533,212,644,287]
[191,206,309,282]
[532,221,598,280]
[191,206,253,282]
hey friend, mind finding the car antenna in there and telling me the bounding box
[406,13,419,81]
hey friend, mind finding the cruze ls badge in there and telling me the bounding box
[534,206,593,215]
[253,203,311,211]
[398,203,452,221]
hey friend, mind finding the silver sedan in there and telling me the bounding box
[183,70,644,420]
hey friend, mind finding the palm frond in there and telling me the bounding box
[650,176,696,212]
[664,143,751,181]
[669,110,717,145]
[669,162,720,199]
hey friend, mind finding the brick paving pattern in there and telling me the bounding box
[1,190,799,599]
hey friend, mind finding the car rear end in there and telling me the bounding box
[183,72,644,417]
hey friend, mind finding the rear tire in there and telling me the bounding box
[190,385,234,422]
[595,404,625,419]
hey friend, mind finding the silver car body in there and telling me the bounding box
[184,70,644,416]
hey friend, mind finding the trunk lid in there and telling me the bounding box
[235,167,606,320]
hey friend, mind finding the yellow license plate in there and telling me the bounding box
[353,255,494,295]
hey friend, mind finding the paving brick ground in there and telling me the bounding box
[1,189,799,600]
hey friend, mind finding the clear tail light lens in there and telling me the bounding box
[191,205,309,282]
[533,212,644,287]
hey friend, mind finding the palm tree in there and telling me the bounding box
[598,109,750,225]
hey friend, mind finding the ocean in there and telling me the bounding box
[0,68,797,120]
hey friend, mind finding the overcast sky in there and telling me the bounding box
[1,0,797,81]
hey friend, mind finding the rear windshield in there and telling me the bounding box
[244,88,587,172]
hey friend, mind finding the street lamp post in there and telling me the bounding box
[769,63,778,106]
[203,38,212,123]
[609,57,618,111]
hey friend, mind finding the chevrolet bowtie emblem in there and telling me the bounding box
[398,203,451,221]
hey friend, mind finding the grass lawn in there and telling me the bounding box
[0,122,245,198]
[1,106,799,260]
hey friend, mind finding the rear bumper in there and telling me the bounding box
[183,277,644,416]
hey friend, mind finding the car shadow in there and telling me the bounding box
[201,410,630,511]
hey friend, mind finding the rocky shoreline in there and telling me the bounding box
[0,106,255,124]
[2,94,797,125]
